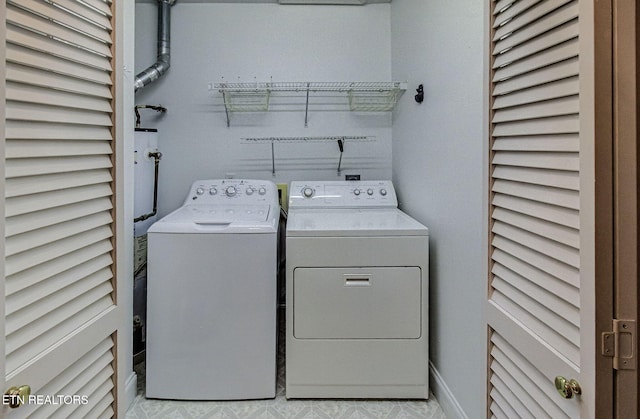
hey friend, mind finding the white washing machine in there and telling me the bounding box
[146,179,279,400]
[286,180,429,399]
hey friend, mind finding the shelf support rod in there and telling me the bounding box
[304,82,310,127]
[271,140,276,176]
[222,92,230,127]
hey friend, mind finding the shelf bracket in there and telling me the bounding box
[271,140,276,176]
[222,92,231,127]
[304,82,310,127]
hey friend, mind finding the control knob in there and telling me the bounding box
[209,187,217,195]
[246,187,254,195]
[225,186,237,197]
[367,188,374,196]
[258,187,267,195]
[380,188,387,196]
[196,187,205,195]
[302,187,314,198]
[353,189,361,196]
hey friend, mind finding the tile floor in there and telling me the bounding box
[126,312,446,419]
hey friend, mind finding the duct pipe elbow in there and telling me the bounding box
[134,0,175,92]
[134,58,170,92]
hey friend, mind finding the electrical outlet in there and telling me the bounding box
[277,183,288,212]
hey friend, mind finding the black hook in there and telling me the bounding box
[414,84,424,104]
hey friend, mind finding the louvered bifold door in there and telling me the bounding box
[488,0,588,417]
[4,0,118,417]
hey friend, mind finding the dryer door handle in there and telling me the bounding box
[344,274,372,287]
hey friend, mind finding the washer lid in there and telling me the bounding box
[148,204,277,234]
[286,208,429,237]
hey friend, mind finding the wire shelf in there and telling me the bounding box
[214,81,405,92]
[211,81,407,126]
[242,135,372,143]
[240,135,374,176]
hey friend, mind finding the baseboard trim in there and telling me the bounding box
[429,361,468,419]
[124,371,138,411]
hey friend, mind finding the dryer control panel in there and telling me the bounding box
[289,180,398,209]
[185,179,278,205]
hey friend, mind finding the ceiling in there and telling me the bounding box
[137,0,391,4]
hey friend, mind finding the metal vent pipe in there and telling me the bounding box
[134,0,176,92]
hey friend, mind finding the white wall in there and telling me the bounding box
[135,2,393,215]
[391,1,486,417]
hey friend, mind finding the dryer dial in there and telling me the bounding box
[225,186,237,197]
[302,187,314,198]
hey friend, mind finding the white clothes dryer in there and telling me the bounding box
[146,179,279,400]
[286,180,429,399]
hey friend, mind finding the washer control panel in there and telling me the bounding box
[289,180,397,209]
[186,179,277,205]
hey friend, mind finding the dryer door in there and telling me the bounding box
[293,267,422,339]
